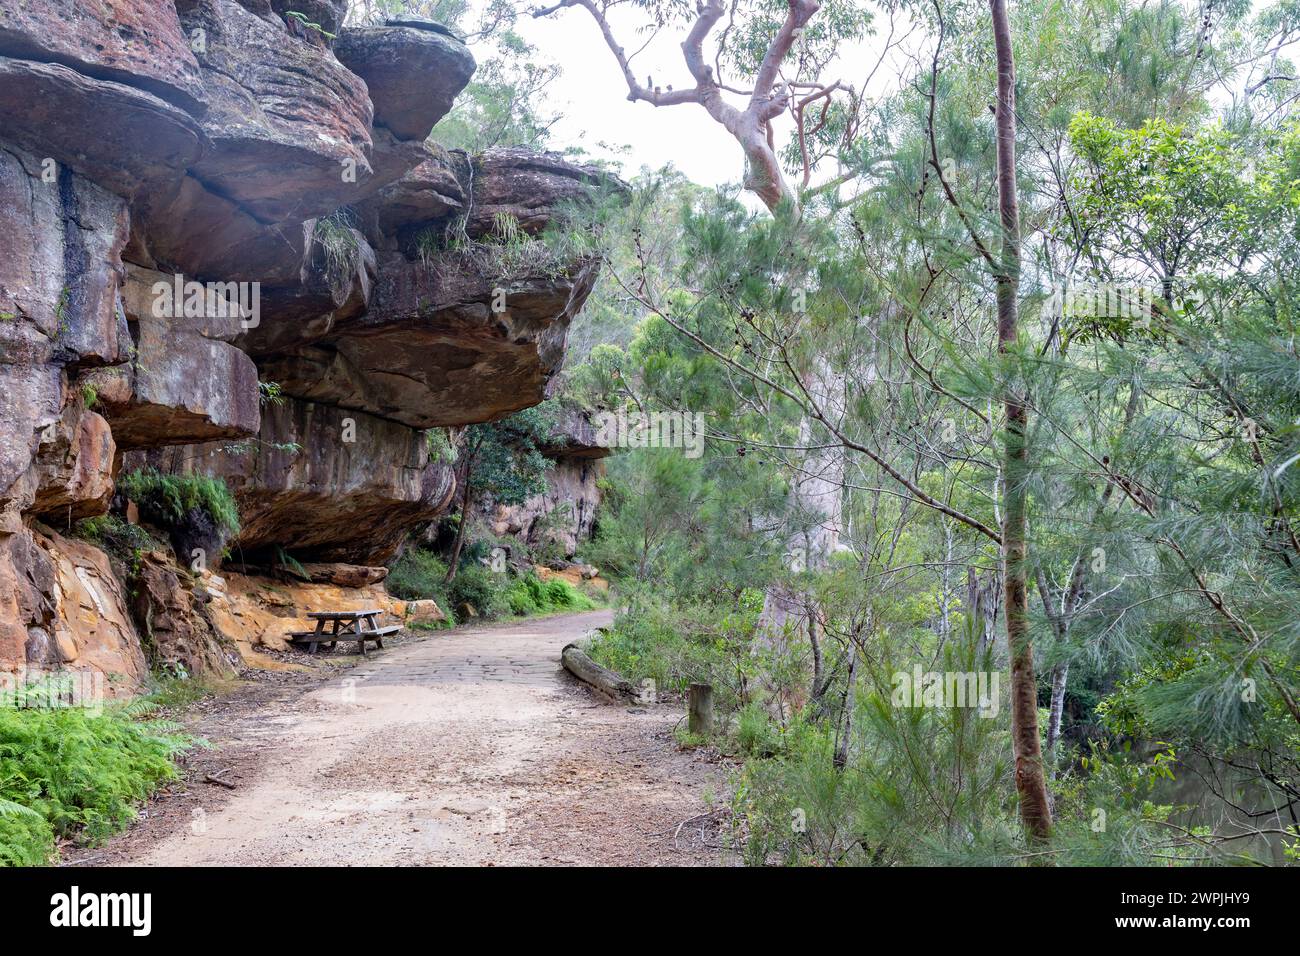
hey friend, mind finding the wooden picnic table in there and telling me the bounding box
[288,609,400,656]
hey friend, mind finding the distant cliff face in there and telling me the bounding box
[0,1,606,685]
[485,402,612,560]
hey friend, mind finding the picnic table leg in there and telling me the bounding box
[309,618,325,656]
[361,615,382,651]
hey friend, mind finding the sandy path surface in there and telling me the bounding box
[70,611,729,866]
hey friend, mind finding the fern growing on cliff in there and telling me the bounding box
[117,469,240,535]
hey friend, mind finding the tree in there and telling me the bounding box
[988,0,1052,845]
[532,0,869,211]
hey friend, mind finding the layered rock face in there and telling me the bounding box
[0,2,605,687]
[486,403,611,559]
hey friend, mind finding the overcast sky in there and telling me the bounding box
[515,6,751,185]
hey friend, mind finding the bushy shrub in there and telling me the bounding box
[503,574,595,616]
[0,690,195,866]
[388,548,598,625]
[445,563,502,617]
[734,702,781,757]
[585,591,761,710]
[543,579,593,609]
[506,577,542,615]
[386,548,449,600]
[73,514,157,564]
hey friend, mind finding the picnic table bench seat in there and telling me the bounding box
[287,610,400,656]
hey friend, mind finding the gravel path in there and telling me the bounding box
[70,611,729,866]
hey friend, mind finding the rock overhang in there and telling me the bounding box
[0,0,615,677]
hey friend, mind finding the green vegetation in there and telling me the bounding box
[0,685,196,866]
[310,209,360,292]
[388,545,597,626]
[504,574,595,616]
[285,10,336,39]
[73,513,156,564]
[543,0,1300,865]
[585,591,762,713]
[386,547,453,605]
[117,468,240,535]
[443,405,554,581]
[425,427,457,465]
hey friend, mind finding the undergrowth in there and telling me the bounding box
[387,546,598,625]
[0,683,198,866]
[73,513,158,564]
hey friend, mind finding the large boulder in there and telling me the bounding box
[352,145,467,244]
[468,148,612,237]
[0,528,148,693]
[334,20,475,141]
[130,549,239,679]
[87,266,261,449]
[251,252,599,428]
[177,0,373,222]
[26,405,116,523]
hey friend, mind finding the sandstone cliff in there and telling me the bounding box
[485,401,611,560]
[0,2,607,688]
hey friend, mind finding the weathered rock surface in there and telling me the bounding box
[238,145,606,430]
[0,144,127,535]
[404,598,446,628]
[90,266,261,449]
[486,403,610,558]
[301,563,390,588]
[130,397,458,566]
[0,4,605,684]
[536,563,609,593]
[130,550,240,679]
[0,57,205,204]
[0,0,207,113]
[179,0,374,223]
[203,569,408,659]
[352,145,466,242]
[1,528,148,693]
[468,149,611,238]
[489,456,607,559]
[0,143,131,370]
[253,253,600,428]
[27,405,116,522]
[334,21,475,141]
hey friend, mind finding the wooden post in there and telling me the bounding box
[688,683,713,737]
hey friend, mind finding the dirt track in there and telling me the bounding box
[68,611,729,866]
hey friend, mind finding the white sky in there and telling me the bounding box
[517,6,747,185]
